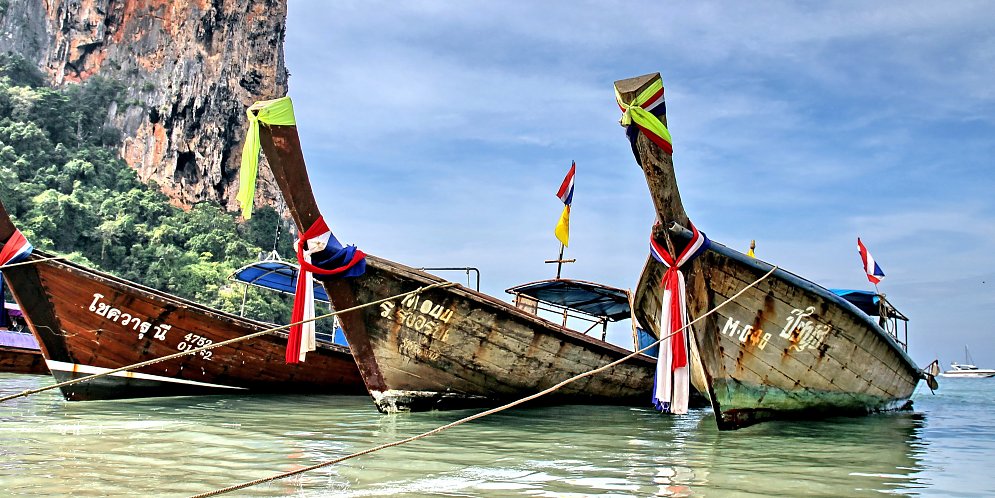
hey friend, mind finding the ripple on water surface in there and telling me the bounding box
[2,373,995,496]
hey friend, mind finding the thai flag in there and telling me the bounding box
[857,237,885,285]
[288,216,366,364]
[556,161,576,206]
[0,229,33,267]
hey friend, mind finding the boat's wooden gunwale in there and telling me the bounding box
[683,230,919,375]
[372,254,653,361]
[342,263,653,398]
[257,122,658,412]
[28,250,348,357]
[0,345,47,375]
[705,266,913,391]
[617,71,922,429]
[0,248,363,400]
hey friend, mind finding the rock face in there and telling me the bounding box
[0,0,289,213]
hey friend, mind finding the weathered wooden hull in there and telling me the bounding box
[256,121,658,413]
[0,328,47,374]
[681,231,920,429]
[325,256,657,412]
[637,232,923,432]
[617,72,923,429]
[1,251,366,401]
[0,346,47,375]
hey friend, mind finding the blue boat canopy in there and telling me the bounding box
[829,288,909,320]
[830,289,881,316]
[229,259,329,302]
[506,279,631,321]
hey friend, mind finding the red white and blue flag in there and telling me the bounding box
[857,237,885,285]
[0,228,33,267]
[556,161,575,206]
[288,216,366,364]
[554,162,575,247]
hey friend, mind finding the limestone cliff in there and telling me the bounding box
[0,0,289,213]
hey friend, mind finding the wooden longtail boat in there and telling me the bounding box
[1,293,47,374]
[0,326,47,375]
[618,72,929,430]
[251,99,658,413]
[0,200,365,401]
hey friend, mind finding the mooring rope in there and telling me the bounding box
[190,266,778,498]
[0,256,65,269]
[0,282,456,404]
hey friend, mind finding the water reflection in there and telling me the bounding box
[2,373,990,497]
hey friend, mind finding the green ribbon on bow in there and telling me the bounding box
[615,78,673,153]
[237,96,297,219]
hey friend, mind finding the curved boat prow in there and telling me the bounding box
[615,71,924,430]
[0,195,17,246]
[252,98,660,413]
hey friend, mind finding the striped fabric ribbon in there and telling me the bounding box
[615,78,673,156]
[0,228,33,267]
[288,216,366,364]
[649,223,709,414]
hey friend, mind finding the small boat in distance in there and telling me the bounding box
[0,197,366,401]
[941,347,995,378]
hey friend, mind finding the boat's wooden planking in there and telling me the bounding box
[617,72,922,429]
[0,346,47,375]
[326,255,655,411]
[1,251,365,400]
[689,244,919,428]
[258,122,657,412]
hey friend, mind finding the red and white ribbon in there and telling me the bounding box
[287,217,365,364]
[649,223,708,414]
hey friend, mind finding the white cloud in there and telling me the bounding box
[285,0,995,365]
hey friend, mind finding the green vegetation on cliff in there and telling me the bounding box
[0,52,304,327]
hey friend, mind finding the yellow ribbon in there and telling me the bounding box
[237,96,297,219]
[615,79,673,149]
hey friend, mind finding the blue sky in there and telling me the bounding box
[283,1,995,369]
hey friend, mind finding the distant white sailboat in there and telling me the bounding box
[940,346,995,378]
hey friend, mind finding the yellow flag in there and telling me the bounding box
[555,205,570,246]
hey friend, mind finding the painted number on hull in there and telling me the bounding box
[177,333,214,360]
[778,307,832,352]
[379,291,454,335]
[721,317,772,349]
[88,293,212,360]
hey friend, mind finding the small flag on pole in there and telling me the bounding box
[554,161,575,247]
[857,237,885,284]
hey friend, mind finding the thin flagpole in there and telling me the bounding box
[555,243,565,279]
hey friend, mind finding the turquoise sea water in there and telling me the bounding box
[1,373,993,497]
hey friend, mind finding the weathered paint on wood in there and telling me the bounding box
[0,346,47,375]
[618,72,923,430]
[0,202,365,401]
[258,122,660,412]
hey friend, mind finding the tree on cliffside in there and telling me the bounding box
[0,51,306,330]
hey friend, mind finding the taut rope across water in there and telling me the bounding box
[190,266,778,498]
